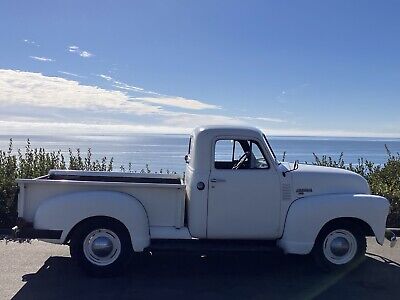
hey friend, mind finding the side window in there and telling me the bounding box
[214,139,269,169]
[215,140,235,169]
[233,140,245,160]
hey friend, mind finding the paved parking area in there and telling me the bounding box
[0,238,399,300]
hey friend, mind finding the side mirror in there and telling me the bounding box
[283,160,299,177]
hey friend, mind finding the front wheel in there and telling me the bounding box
[70,218,133,276]
[313,222,366,271]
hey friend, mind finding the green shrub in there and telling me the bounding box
[1,140,399,229]
[313,145,400,227]
[364,149,400,227]
[0,139,114,228]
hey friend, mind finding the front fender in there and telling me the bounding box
[33,191,150,251]
[277,194,389,255]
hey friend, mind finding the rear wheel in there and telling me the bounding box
[313,222,366,271]
[70,218,133,276]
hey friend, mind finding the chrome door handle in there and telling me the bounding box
[210,178,226,183]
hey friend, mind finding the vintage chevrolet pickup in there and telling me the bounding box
[12,125,393,276]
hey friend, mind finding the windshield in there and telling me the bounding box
[263,134,279,164]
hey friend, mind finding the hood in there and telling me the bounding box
[279,163,370,198]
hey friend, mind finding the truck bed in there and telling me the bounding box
[17,170,186,229]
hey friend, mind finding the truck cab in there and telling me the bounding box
[185,126,283,240]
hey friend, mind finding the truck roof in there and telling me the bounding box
[192,125,265,137]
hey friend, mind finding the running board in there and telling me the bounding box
[0,226,62,239]
[148,239,280,253]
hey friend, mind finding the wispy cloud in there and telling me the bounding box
[69,45,79,51]
[113,81,146,92]
[239,116,286,123]
[0,120,191,135]
[162,112,243,128]
[98,74,113,81]
[58,71,85,78]
[23,39,40,47]
[0,69,289,135]
[2,118,399,138]
[0,69,160,115]
[98,74,144,92]
[30,56,54,62]
[80,51,92,58]
[134,97,219,110]
[68,45,93,58]
[97,74,218,110]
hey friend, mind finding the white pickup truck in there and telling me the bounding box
[13,125,393,276]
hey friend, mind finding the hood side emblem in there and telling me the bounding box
[296,188,313,195]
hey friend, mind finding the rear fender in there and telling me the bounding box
[33,191,150,251]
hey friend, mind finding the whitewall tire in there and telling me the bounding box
[70,217,133,276]
[313,221,366,271]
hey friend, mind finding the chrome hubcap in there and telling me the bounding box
[83,229,121,266]
[91,236,114,257]
[330,237,350,256]
[323,229,357,265]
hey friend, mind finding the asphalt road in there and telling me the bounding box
[0,238,399,300]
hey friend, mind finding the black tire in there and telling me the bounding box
[69,218,133,277]
[312,221,366,271]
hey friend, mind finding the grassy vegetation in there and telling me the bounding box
[1,140,399,228]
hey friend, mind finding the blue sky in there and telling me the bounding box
[0,0,399,137]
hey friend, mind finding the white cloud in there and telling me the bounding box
[113,81,145,92]
[0,120,190,135]
[98,74,146,92]
[135,97,220,110]
[80,51,93,58]
[0,69,291,136]
[30,56,54,62]
[239,116,286,123]
[97,74,218,110]
[98,74,113,81]
[68,45,93,58]
[68,45,79,51]
[58,71,85,78]
[0,69,160,115]
[162,112,243,128]
[1,69,399,138]
[23,39,39,47]
[2,117,400,138]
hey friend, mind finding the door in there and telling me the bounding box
[207,138,281,239]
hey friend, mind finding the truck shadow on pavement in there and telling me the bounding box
[13,252,400,300]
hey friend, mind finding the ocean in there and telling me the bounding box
[1,134,400,174]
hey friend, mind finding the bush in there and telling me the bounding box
[1,140,399,228]
[0,139,114,228]
[313,145,400,227]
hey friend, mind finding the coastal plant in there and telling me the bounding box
[1,140,399,229]
[313,145,400,227]
[0,139,175,229]
[0,140,114,228]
